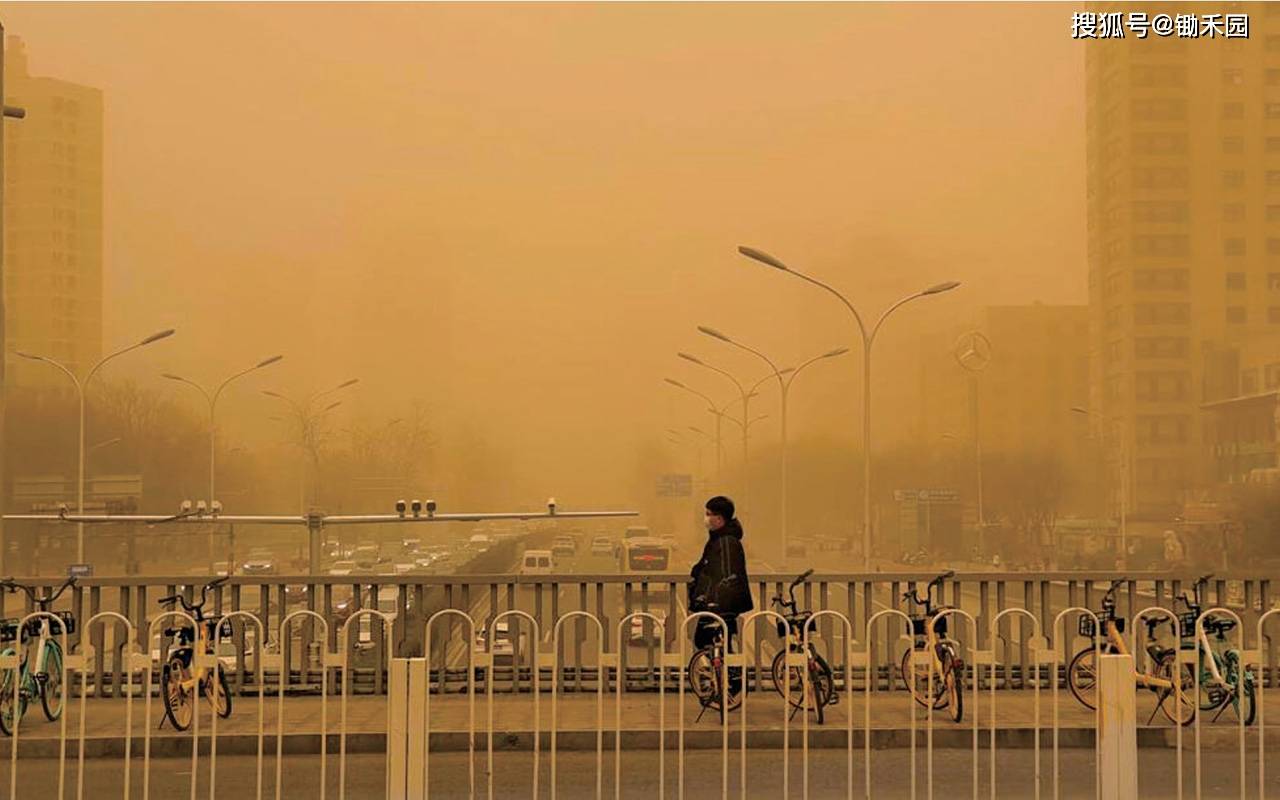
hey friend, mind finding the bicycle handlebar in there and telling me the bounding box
[903,571,954,610]
[0,577,76,608]
[158,576,229,618]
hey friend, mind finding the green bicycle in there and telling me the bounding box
[1175,574,1256,726]
[0,577,77,735]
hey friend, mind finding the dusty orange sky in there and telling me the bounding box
[1,3,1084,507]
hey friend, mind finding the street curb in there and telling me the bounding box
[0,726,1246,758]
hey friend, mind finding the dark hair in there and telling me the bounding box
[705,495,735,520]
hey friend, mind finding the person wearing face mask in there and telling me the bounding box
[688,495,753,695]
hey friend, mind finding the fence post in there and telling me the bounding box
[1098,654,1137,800]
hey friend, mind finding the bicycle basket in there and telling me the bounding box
[50,611,76,636]
[910,616,946,637]
[1078,615,1097,638]
[1178,612,1198,638]
[0,619,18,643]
[776,620,788,638]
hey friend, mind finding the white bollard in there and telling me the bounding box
[1098,654,1138,800]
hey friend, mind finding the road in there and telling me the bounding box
[4,749,1272,799]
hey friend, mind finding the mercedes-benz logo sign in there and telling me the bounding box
[954,331,992,372]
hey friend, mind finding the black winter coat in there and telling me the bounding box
[689,519,754,615]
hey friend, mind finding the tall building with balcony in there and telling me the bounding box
[1086,8,1280,517]
[3,36,103,395]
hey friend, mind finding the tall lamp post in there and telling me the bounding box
[663,378,735,480]
[263,379,358,511]
[739,245,960,569]
[162,354,283,505]
[0,30,27,575]
[677,352,757,511]
[15,328,176,563]
[955,331,991,553]
[1072,406,1129,568]
[697,325,847,560]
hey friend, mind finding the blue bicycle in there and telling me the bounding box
[0,578,77,736]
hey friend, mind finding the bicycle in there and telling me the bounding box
[158,577,233,731]
[687,606,742,724]
[1066,579,1194,725]
[770,568,836,724]
[1175,574,1256,726]
[0,577,77,735]
[899,570,964,723]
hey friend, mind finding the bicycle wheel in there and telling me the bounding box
[1224,653,1256,727]
[204,663,232,719]
[943,652,964,724]
[1153,659,1195,726]
[812,653,838,706]
[0,653,26,737]
[688,648,716,704]
[39,640,64,722]
[900,647,948,710]
[162,654,195,731]
[1067,648,1099,711]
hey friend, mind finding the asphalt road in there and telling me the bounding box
[5,749,1272,799]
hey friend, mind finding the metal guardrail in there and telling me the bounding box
[0,604,1268,800]
[0,572,1272,699]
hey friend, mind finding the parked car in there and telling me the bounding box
[328,560,358,576]
[590,537,615,557]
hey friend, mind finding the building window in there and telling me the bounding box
[1135,336,1189,359]
[1224,170,1246,188]
[1137,167,1189,189]
[1223,136,1245,154]
[1243,368,1260,394]
[1225,238,1247,256]
[1134,235,1189,257]
[1136,415,1190,444]
[1134,303,1190,325]
[1227,306,1248,324]
[1106,306,1122,329]
[1134,97,1187,120]
[1225,203,1246,222]
[1267,363,1280,390]
[1132,132,1186,155]
[1227,272,1248,290]
[1134,200,1189,223]
[1223,68,1245,86]
[1134,268,1189,290]
[1135,371,1190,401]
[1132,65,1188,89]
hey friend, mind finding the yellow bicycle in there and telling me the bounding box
[159,577,233,731]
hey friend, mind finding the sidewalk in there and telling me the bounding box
[1,687,1269,757]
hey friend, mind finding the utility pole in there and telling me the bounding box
[0,26,28,575]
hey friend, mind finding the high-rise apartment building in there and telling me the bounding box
[1087,7,1280,517]
[3,36,103,394]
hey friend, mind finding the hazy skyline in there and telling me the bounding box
[2,3,1085,507]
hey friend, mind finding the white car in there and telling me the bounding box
[521,550,553,575]
[328,560,358,576]
[474,621,524,666]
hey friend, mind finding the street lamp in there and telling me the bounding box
[698,324,847,560]
[663,378,735,479]
[263,381,357,511]
[739,244,960,569]
[15,327,176,563]
[162,354,283,506]
[1072,406,1129,567]
[677,352,758,511]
